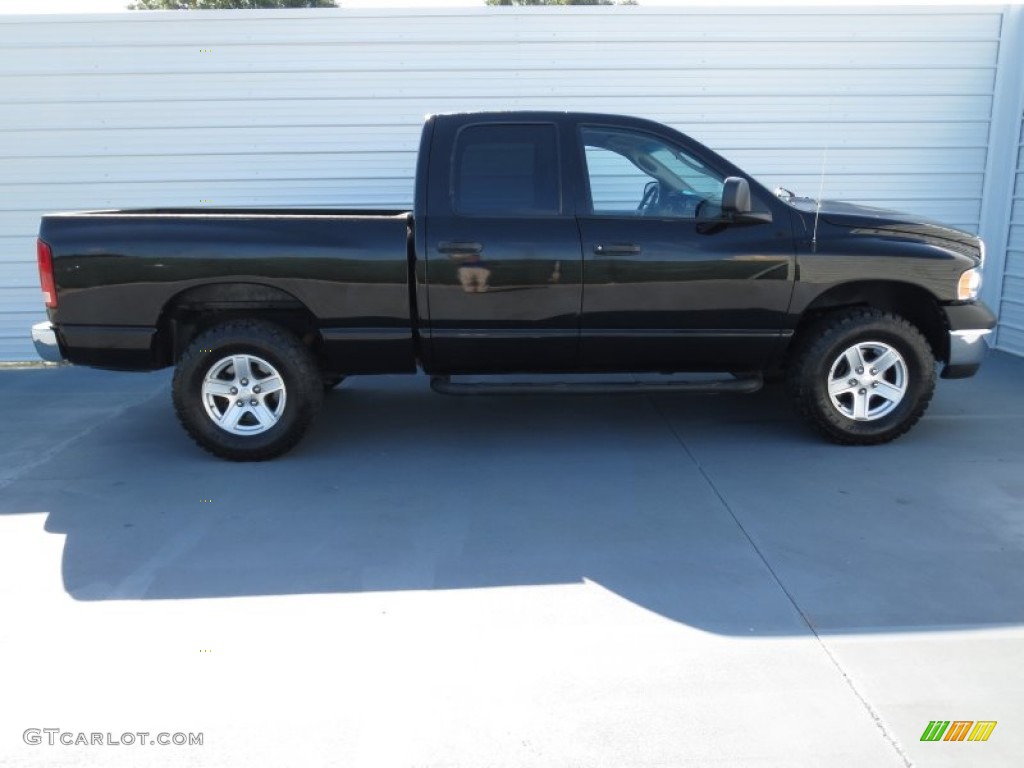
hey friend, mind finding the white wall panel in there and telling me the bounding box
[0,5,1009,360]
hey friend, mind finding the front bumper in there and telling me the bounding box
[941,302,997,379]
[31,321,65,363]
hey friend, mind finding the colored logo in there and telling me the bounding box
[920,721,997,742]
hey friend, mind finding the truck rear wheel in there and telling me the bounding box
[787,309,936,445]
[172,319,323,461]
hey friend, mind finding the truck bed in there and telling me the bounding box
[53,207,411,218]
[39,208,417,373]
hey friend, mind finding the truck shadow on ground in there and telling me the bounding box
[3,359,1023,637]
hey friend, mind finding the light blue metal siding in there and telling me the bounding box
[0,6,1011,360]
[998,114,1024,355]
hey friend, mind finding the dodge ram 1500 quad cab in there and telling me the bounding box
[32,111,995,460]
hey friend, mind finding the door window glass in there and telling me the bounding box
[453,124,560,216]
[581,126,725,219]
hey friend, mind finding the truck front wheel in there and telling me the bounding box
[172,319,323,460]
[787,309,936,445]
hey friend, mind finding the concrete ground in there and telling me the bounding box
[0,353,1022,767]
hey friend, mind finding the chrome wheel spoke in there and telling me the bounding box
[203,380,236,397]
[871,348,901,376]
[257,374,284,396]
[852,389,871,420]
[843,347,865,374]
[221,403,248,431]
[232,355,253,384]
[829,377,856,397]
[873,380,906,404]
[250,401,278,428]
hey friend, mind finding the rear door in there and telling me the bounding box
[423,117,583,373]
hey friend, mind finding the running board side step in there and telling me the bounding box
[430,374,763,396]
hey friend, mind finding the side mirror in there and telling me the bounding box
[721,177,751,214]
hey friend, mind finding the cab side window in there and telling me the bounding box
[580,125,725,219]
[453,124,561,216]
[584,144,652,215]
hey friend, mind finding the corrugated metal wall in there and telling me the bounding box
[0,6,1010,361]
[1000,110,1024,355]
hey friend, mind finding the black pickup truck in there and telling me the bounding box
[32,111,995,460]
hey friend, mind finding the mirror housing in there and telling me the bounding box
[721,177,751,214]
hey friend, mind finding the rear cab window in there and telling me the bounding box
[451,124,561,216]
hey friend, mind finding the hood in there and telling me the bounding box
[788,198,981,258]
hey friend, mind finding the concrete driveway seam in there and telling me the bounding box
[647,394,915,768]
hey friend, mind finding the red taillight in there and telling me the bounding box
[37,239,57,309]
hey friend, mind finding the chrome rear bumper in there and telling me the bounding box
[31,321,65,363]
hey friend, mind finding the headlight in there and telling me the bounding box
[957,267,982,301]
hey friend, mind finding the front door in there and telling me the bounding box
[575,123,795,372]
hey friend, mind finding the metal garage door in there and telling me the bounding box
[997,111,1024,355]
[0,6,1010,360]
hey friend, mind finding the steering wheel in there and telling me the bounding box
[637,182,659,214]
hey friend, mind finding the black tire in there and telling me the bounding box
[786,308,936,445]
[172,319,323,461]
